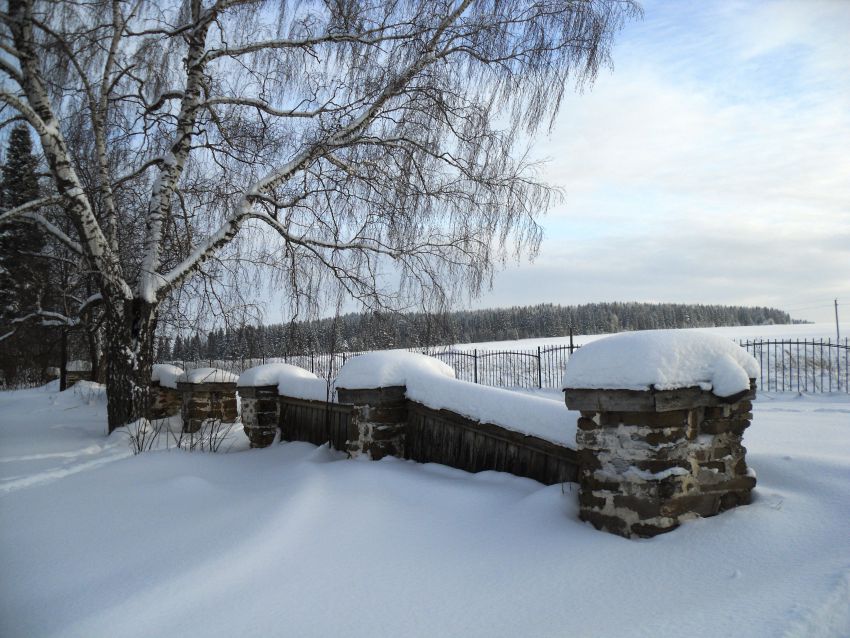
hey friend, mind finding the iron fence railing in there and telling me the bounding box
[740,339,849,393]
[173,337,849,394]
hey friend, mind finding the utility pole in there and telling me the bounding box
[837,299,842,391]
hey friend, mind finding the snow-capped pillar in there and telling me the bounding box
[149,364,184,420]
[149,382,182,420]
[65,360,93,387]
[176,368,239,434]
[564,385,757,538]
[562,331,760,539]
[335,386,409,460]
[239,384,280,448]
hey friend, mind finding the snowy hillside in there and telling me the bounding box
[450,321,849,350]
[1,382,849,637]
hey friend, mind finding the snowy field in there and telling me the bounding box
[1,380,849,637]
[450,321,849,350]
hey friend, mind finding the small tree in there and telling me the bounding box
[1,0,639,430]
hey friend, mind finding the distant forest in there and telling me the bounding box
[160,302,793,362]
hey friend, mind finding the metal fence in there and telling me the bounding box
[174,337,849,394]
[741,339,849,393]
[422,345,575,389]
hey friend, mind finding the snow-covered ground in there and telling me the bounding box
[1,382,849,637]
[451,321,849,350]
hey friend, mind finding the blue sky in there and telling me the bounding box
[470,0,850,323]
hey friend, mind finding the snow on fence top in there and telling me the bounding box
[238,363,316,387]
[151,364,184,389]
[337,351,571,444]
[237,363,333,402]
[177,367,239,385]
[406,376,573,446]
[335,351,455,389]
[562,330,760,397]
[67,360,92,372]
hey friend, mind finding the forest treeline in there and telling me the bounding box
[161,302,793,362]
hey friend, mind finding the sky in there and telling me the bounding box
[469,0,850,324]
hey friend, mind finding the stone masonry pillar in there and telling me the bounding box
[149,381,183,420]
[177,369,239,434]
[335,386,408,460]
[564,385,756,538]
[239,384,280,448]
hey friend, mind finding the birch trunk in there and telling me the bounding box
[104,299,157,433]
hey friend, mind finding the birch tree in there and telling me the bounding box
[0,0,639,431]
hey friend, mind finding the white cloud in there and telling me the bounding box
[472,0,850,323]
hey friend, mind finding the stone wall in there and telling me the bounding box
[565,385,756,538]
[178,381,239,434]
[337,386,408,461]
[240,385,279,448]
[149,382,182,420]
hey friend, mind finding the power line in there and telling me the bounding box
[783,303,834,312]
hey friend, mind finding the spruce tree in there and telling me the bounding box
[0,125,51,384]
[0,125,44,317]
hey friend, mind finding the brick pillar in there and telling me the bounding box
[149,381,182,419]
[564,384,756,538]
[239,385,280,448]
[178,381,239,434]
[336,386,407,460]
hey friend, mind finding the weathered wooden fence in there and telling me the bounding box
[171,337,850,394]
[270,391,577,486]
[406,402,577,485]
[278,395,352,451]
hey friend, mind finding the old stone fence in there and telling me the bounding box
[240,359,579,488]
[147,331,760,539]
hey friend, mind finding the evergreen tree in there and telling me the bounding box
[0,125,44,317]
[0,125,54,384]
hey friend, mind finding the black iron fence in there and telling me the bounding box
[740,339,849,393]
[174,337,849,394]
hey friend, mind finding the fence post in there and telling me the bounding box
[474,349,478,384]
[310,352,315,373]
[537,346,542,388]
[569,325,574,354]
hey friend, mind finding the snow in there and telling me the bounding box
[335,351,455,389]
[176,367,239,384]
[562,329,760,397]
[406,376,574,446]
[66,359,92,372]
[236,363,334,402]
[279,377,334,402]
[334,352,570,442]
[450,321,849,351]
[237,363,316,387]
[151,364,184,389]
[1,384,849,637]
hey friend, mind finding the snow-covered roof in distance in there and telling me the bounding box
[562,330,760,397]
[335,351,455,389]
[151,364,184,389]
[67,360,92,372]
[177,367,239,385]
